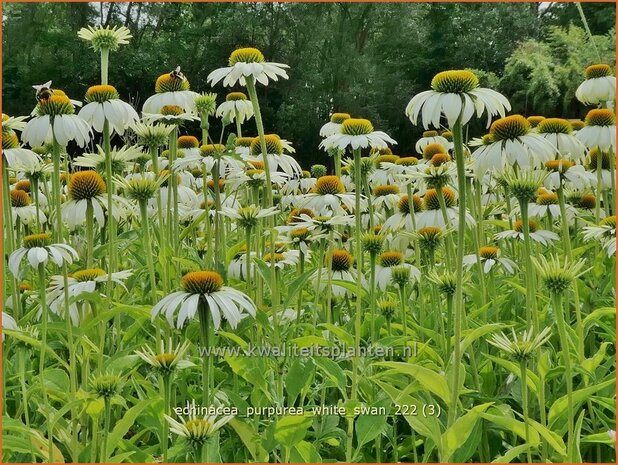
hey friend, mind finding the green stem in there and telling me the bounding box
[101,397,112,462]
[447,119,466,427]
[139,200,158,305]
[519,359,533,463]
[85,201,94,268]
[198,300,213,405]
[100,47,110,85]
[552,292,575,461]
[519,199,540,332]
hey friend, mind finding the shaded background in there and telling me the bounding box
[2,2,616,167]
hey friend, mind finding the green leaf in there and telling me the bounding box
[253,259,273,292]
[484,354,539,395]
[318,323,354,346]
[283,268,316,308]
[106,399,154,457]
[290,440,322,463]
[548,378,615,432]
[274,415,312,448]
[285,358,314,404]
[228,418,269,462]
[354,398,391,448]
[459,324,505,354]
[315,357,347,394]
[491,444,537,463]
[526,417,567,458]
[479,411,540,444]
[441,402,493,461]
[374,361,450,404]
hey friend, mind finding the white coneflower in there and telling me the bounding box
[216,91,254,123]
[544,159,594,190]
[536,118,586,161]
[582,215,616,257]
[2,115,42,168]
[382,194,423,232]
[494,219,558,246]
[371,184,402,211]
[247,134,302,177]
[142,104,199,125]
[22,88,90,147]
[176,143,244,176]
[301,175,359,215]
[320,118,396,151]
[575,64,616,105]
[131,121,174,147]
[488,326,552,361]
[78,85,139,135]
[143,67,199,114]
[471,115,556,174]
[262,250,303,269]
[165,413,233,449]
[405,69,510,128]
[10,189,46,226]
[316,249,360,297]
[415,130,451,154]
[45,268,132,325]
[135,339,193,374]
[74,144,145,174]
[152,271,256,329]
[8,233,78,277]
[77,24,132,51]
[526,190,575,219]
[462,246,517,274]
[375,251,420,290]
[416,187,475,230]
[207,47,289,87]
[576,109,616,152]
[219,205,278,230]
[61,170,130,230]
[320,112,350,137]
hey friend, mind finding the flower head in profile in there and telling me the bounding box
[207,47,289,87]
[576,109,616,152]
[582,215,616,257]
[375,251,420,290]
[143,67,199,114]
[216,92,254,124]
[75,144,145,175]
[462,246,517,274]
[8,233,78,277]
[320,118,396,151]
[77,25,132,51]
[79,85,139,135]
[152,271,256,329]
[194,92,218,117]
[494,219,558,246]
[219,205,278,230]
[165,412,233,447]
[575,64,616,105]
[533,254,587,295]
[536,118,586,161]
[405,69,510,129]
[320,113,351,137]
[22,87,90,147]
[136,339,193,375]
[46,268,132,325]
[488,327,552,361]
[471,115,556,174]
[131,122,174,148]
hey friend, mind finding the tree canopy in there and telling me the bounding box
[3,2,615,166]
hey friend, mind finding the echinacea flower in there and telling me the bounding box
[301,175,359,215]
[533,254,587,295]
[77,25,132,51]
[416,187,475,230]
[488,326,552,361]
[405,69,510,129]
[131,121,174,148]
[143,67,199,114]
[216,92,254,123]
[375,251,420,290]
[135,339,193,375]
[142,105,199,125]
[45,268,132,325]
[494,219,559,246]
[576,109,616,152]
[462,246,517,274]
[471,115,556,174]
[544,160,594,190]
[165,413,233,447]
[62,170,130,230]
[22,88,90,147]
[152,271,256,329]
[74,144,145,175]
[582,215,616,257]
[246,134,302,177]
[320,113,350,137]
[382,194,423,232]
[320,118,396,151]
[415,130,451,155]
[8,233,78,277]
[316,250,362,297]
[207,47,289,87]
[536,118,586,161]
[575,64,616,105]
[219,205,278,230]
[78,85,139,135]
